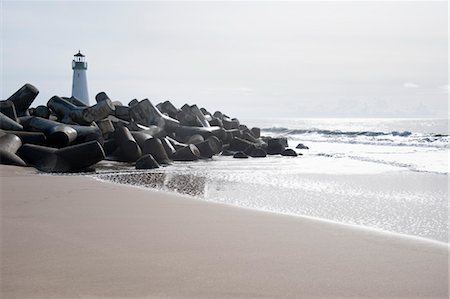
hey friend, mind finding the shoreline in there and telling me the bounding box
[93,174,449,247]
[1,165,449,298]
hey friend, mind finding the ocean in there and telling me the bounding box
[94,118,449,243]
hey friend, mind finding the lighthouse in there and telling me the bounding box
[71,50,89,105]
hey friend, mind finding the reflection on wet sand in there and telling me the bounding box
[98,172,206,197]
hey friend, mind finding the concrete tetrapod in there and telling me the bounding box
[17,140,105,172]
[135,154,160,169]
[0,134,26,166]
[0,112,23,131]
[130,131,153,150]
[0,100,18,121]
[17,144,57,169]
[0,130,46,145]
[156,100,179,119]
[129,99,180,133]
[195,136,223,158]
[22,116,77,148]
[142,138,171,165]
[48,95,115,125]
[33,105,51,119]
[175,125,226,142]
[160,137,176,158]
[6,83,39,117]
[171,144,201,161]
[110,125,142,162]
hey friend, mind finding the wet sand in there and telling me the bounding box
[1,165,448,298]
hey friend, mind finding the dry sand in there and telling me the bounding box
[1,165,448,298]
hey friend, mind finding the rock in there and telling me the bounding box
[135,154,160,169]
[296,143,309,150]
[281,149,298,157]
[233,151,249,159]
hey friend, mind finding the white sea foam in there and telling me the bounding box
[95,118,449,243]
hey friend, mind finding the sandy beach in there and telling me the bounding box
[1,165,448,298]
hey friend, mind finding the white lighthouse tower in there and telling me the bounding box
[71,50,89,105]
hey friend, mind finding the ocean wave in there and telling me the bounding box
[261,127,449,149]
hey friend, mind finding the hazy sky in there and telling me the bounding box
[1,1,448,118]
